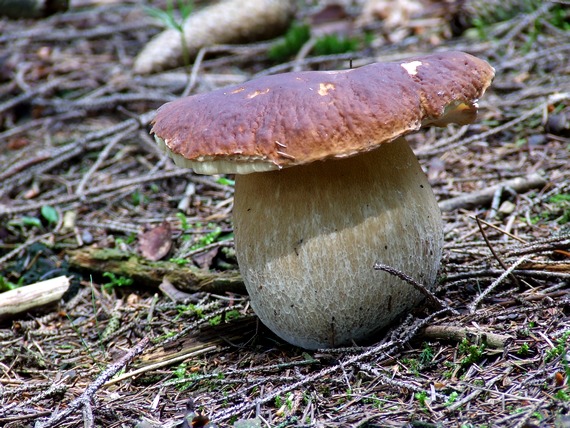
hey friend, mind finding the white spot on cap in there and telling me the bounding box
[401,61,423,76]
[247,88,270,99]
[318,83,335,96]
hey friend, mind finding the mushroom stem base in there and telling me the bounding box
[234,137,443,349]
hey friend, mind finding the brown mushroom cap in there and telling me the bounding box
[151,51,494,174]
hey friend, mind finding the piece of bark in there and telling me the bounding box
[67,247,246,295]
[420,324,513,349]
[0,276,69,321]
[438,173,547,212]
[134,0,296,74]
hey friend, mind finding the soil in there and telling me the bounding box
[0,1,569,427]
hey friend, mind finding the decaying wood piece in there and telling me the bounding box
[438,173,547,212]
[420,324,514,350]
[134,0,296,74]
[0,276,69,321]
[66,247,246,295]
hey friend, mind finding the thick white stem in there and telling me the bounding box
[234,137,443,349]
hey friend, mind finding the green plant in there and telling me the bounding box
[173,363,187,378]
[191,224,223,251]
[268,24,310,62]
[176,212,191,231]
[208,309,240,326]
[0,275,19,292]
[274,394,283,408]
[548,4,570,30]
[102,272,133,292]
[458,338,486,368]
[546,331,570,362]
[420,342,435,365]
[176,303,204,319]
[402,358,421,376]
[41,205,59,225]
[415,390,429,409]
[547,193,570,224]
[517,342,531,356]
[313,34,359,56]
[445,391,459,407]
[216,177,235,186]
[131,189,149,207]
[170,257,190,266]
[145,0,194,67]
[8,215,42,231]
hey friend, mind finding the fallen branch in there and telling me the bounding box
[67,247,246,295]
[420,325,514,350]
[438,173,547,212]
[0,276,69,322]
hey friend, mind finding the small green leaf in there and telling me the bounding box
[216,177,235,186]
[41,205,59,224]
[21,216,42,228]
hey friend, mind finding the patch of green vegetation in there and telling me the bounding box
[0,275,20,292]
[216,177,235,186]
[176,303,204,319]
[415,390,429,410]
[208,309,241,326]
[102,271,133,292]
[458,338,486,368]
[420,342,435,365]
[40,205,58,225]
[402,343,435,376]
[313,34,359,56]
[153,331,177,343]
[131,189,149,207]
[517,342,531,356]
[548,4,570,31]
[444,391,459,407]
[172,362,196,390]
[443,361,456,379]
[191,224,223,251]
[363,395,384,409]
[268,24,311,62]
[8,215,43,231]
[176,212,191,231]
[114,233,137,246]
[547,193,570,224]
[268,23,362,62]
[546,331,570,362]
[555,389,570,401]
[549,194,570,204]
[175,216,232,252]
[402,358,421,376]
[473,379,485,387]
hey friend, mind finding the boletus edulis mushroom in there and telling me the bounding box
[151,52,494,349]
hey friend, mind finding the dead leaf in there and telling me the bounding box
[138,221,172,261]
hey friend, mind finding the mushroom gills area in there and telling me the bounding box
[234,137,443,349]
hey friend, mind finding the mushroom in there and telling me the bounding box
[151,52,494,349]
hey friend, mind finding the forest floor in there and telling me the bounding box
[0,1,569,427]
